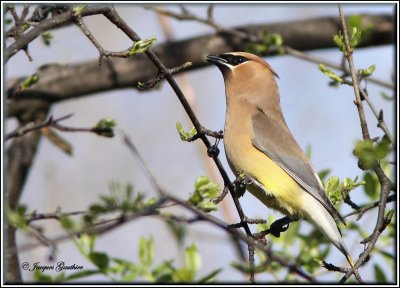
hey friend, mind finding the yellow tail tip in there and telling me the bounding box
[347,255,355,269]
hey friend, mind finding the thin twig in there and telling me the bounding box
[26,210,86,224]
[120,129,166,196]
[338,5,393,283]
[358,89,394,145]
[16,198,166,254]
[343,194,360,210]
[248,244,255,283]
[6,4,33,61]
[339,77,394,146]
[284,46,392,89]
[343,194,395,220]
[5,114,73,140]
[138,62,193,89]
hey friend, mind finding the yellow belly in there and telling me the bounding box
[224,127,304,216]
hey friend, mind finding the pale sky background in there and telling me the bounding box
[5,3,395,283]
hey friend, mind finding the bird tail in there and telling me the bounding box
[337,237,355,269]
[302,193,354,268]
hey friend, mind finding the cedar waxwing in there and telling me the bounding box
[206,52,354,268]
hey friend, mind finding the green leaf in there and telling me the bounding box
[195,176,219,198]
[245,31,285,55]
[358,64,376,77]
[318,168,331,182]
[72,4,87,16]
[33,269,53,282]
[20,73,40,89]
[374,264,387,282]
[380,92,394,101]
[17,205,27,215]
[65,269,100,281]
[111,258,138,280]
[89,204,108,214]
[21,22,31,31]
[165,219,186,247]
[198,268,222,283]
[333,33,345,52]
[379,250,395,265]
[385,209,394,220]
[231,261,251,273]
[349,15,363,30]
[353,138,390,170]
[89,252,109,270]
[41,31,53,46]
[363,172,378,200]
[59,215,75,230]
[185,243,201,279]
[325,176,341,205]
[197,201,217,212]
[152,260,175,277]
[94,118,117,138]
[350,26,362,49]
[137,81,146,89]
[173,268,193,282]
[176,121,197,141]
[189,176,220,212]
[376,136,390,159]
[319,64,344,83]
[126,37,157,56]
[53,271,66,282]
[155,272,174,283]
[139,236,154,268]
[7,206,28,229]
[305,144,312,160]
[342,176,364,197]
[189,190,202,205]
[313,258,323,265]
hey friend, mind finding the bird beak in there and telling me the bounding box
[206,54,227,66]
[206,55,231,75]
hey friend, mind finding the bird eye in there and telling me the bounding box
[234,56,247,65]
[221,54,248,66]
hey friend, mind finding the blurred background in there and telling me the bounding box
[5,3,395,283]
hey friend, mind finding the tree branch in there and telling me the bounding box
[6,12,393,119]
[5,113,73,140]
[337,5,393,283]
[6,109,49,283]
[6,5,112,60]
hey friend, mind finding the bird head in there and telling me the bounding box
[206,52,279,79]
[206,52,280,106]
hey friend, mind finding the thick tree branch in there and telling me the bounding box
[6,13,393,119]
[6,109,49,283]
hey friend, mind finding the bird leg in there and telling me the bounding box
[211,173,253,204]
[253,216,298,239]
[233,173,253,198]
[207,137,221,158]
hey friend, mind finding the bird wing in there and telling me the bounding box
[251,109,345,224]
